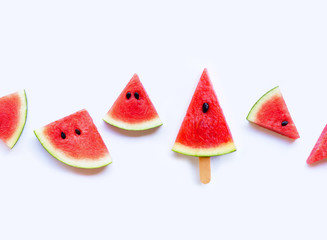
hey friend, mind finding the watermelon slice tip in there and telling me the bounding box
[307,124,327,165]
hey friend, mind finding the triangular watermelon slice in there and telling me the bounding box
[34,109,112,169]
[103,74,162,131]
[0,90,27,148]
[247,86,300,139]
[172,69,236,157]
[307,125,327,164]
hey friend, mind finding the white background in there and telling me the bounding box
[0,1,327,239]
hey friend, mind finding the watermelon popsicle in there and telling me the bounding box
[172,69,236,184]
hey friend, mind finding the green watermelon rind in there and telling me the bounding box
[103,114,163,131]
[34,128,112,169]
[246,86,280,122]
[6,90,28,149]
[172,141,237,157]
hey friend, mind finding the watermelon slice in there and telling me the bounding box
[172,69,236,157]
[0,90,27,148]
[247,86,300,139]
[307,125,327,164]
[103,74,162,131]
[34,109,112,169]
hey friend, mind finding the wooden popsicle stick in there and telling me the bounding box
[199,157,211,184]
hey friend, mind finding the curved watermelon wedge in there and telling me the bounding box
[172,69,236,157]
[247,86,299,139]
[103,74,162,131]
[307,125,327,164]
[0,90,27,148]
[34,110,112,169]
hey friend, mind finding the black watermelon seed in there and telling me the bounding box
[202,103,209,113]
[126,92,132,99]
[61,132,66,139]
[281,121,289,126]
[134,92,140,99]
[75,129,81,135]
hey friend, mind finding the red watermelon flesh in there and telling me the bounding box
[307,125,327,164]
[0,90,27,148]
[34,109,111,169]
[172,69,236,157]
[103,74,162,130]
[247,86,300,139]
